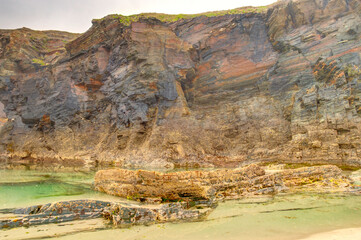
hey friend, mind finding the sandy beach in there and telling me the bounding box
[300,228,361,240]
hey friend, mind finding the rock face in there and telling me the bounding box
[94,164,352,201]
[1,0,361,167]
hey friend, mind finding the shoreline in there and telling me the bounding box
[299,227,361,240]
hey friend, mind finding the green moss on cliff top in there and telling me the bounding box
[94,6,268,26]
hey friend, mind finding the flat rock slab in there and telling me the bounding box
[94,164,353,201]
[0,200,110,229]
[0,199,211,229]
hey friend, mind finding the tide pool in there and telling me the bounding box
[1,169,361,240]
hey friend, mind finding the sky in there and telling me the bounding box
[0,0,277,33]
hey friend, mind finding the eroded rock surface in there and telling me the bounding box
[1,0,361,168]
[0,200,209,229]
[94,164,353,201]
[0,200,110,229]
[103,202,211,226]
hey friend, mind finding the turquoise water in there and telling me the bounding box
[0,170,123,209]
[1,169,361,240]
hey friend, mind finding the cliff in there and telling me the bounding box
[1,0,361,168]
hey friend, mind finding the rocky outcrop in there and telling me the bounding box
[1,0,361,168]
[94,164,352,201]
[102,202,211,226]
[94,164,268,201]
[0,200,109,229]
[1,164,352,229]
[0,199,210,229]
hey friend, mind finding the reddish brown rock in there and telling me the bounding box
[1,0,361,168]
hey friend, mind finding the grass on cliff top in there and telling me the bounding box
[93,6,268,26]
[32,58,47,66]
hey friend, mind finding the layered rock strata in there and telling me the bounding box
[102,202,211,226]
[94,164,352,201]
[1,0,361,167]
[0,200,209,229]
[0,200,109,229]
